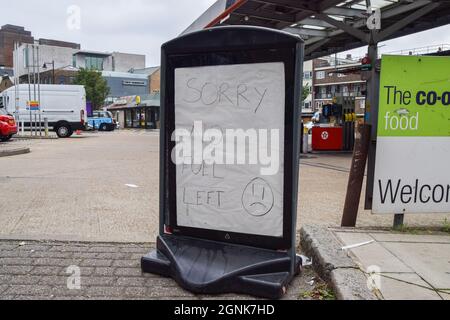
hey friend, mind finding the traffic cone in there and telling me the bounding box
[76,130,82,136]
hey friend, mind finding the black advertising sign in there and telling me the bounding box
[142,26,304,299]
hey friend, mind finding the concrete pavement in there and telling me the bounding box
[334,229,450,300]
[302,225,450,300]
[0,139,30,157]
[1,130,449,243]
[0,239,322,300]
[0,131,160,242]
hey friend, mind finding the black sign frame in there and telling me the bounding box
[159,26,303,251]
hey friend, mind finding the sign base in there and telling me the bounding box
[141,235,302,299]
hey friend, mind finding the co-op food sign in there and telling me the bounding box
[373,55,450,214]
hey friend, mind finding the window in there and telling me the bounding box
[303,71,312,80]
[85,56,104,70]
[337,73,346,78]
[72,55,77,67]
[316,71,325,80]
[23,47,29,68]
[58,76,65,84]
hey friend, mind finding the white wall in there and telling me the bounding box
[110,52,145,72]
[14,44,77,77]
[302,60,313,112]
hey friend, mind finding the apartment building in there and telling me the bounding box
[312,55,366,116]
[302,60,313,115]
[0,25,34,68]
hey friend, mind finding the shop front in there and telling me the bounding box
[123,106,160,129]
[107,93,160,130]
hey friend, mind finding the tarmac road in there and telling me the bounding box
[0,130,448,243]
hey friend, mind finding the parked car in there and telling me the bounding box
[0,108,18,142]
[88,111,116,132]
[1,85,87,138]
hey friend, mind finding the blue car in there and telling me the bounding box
[88,111,116,132]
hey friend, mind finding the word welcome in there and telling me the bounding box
[379,179,450,205]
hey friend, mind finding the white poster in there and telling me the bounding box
[174,62,285,237]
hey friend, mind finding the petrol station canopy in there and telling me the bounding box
[183,0,450,60]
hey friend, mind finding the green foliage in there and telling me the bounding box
[74,69,110,110]
[443,219,450,233]
[302,84,311,102]
[301,283,335,300]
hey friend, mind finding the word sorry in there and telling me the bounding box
[183,78,268,113]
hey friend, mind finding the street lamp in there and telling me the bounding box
[42,61,55,84]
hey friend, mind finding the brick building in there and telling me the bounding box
[131,67,161,93]
[0,25,34,67]
[312,55,366,116]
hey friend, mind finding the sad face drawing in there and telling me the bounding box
[241,178,275,217]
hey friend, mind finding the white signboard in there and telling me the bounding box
[174,62,285,237]
[373,55,450,214]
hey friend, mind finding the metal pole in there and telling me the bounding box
[44,117,49,137]
[27,44,32,137]
[13,42,19,123]
[393,214,404,229]
[37,45,42,137]
[52,60,55,84]
[364,40,381,210]
[32,45,37,136]
[341,124,372,227]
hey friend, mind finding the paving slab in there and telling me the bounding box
[300,226,378,300]
[369,233,450,244]
[382,242,450,290]
[441,291,450,300]
[0,240,326,300]
[376,273,441,300]
[335,232,414,273]
[306,226,450,300]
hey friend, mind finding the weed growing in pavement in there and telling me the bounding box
[301,283,335,300]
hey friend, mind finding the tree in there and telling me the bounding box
[302,84,311,102]
[74,69,110,110]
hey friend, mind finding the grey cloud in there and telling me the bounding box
[1,0,216,65]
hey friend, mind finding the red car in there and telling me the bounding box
[0,108,18,142]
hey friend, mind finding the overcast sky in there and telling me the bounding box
[1,0,216,66]
[2,0,449,66]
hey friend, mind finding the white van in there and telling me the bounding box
[1,84,87,138]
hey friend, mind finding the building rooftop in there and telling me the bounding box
[130,66,160,76]
[39,38,80,50]
[74,50,112,57]
[0,24,31,35]
[101,71,148,79]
